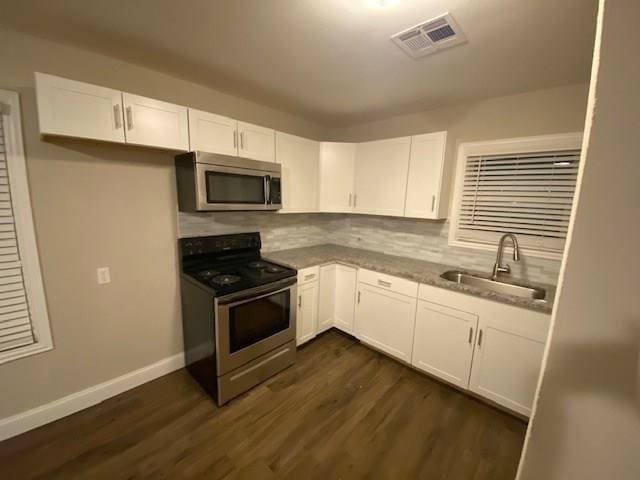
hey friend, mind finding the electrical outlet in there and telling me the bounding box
[96,267,111,285]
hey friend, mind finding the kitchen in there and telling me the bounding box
[0,1,638,479]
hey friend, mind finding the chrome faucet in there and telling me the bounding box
[492,233,520,280]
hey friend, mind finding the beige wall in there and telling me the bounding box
[517,1,640,478]
[328,83,589,143]
[0,27,327,419]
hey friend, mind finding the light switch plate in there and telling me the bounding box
[96,267,111,284]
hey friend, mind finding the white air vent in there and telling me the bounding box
[391,13,467,59]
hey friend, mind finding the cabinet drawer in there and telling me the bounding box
[357,268,418,298]
[297,266,320,285]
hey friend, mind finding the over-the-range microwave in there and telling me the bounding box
[175,151,282,212]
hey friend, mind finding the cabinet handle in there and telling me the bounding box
[357,291,361,304]
[477,329,483,347]
[233,130,237,149]
[298,295,302,308]
[304,274,315,281]
[113,104,122,129]
[468,327,473,344]
[377,279,391,288]
[125,106,134,130]
[353,194,357,207]
[240,132,245,150]
[431,195,436,212]
[348,193,352,207]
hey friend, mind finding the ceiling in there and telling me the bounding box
[0,0,598,126]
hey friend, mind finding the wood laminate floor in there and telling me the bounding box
[0,330,527,479]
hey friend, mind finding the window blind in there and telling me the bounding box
[456,149,580,253]
[0,117,35,353]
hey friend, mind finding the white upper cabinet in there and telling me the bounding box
[404,131,448,219]
[319,142,356,213]
[188,109,238,155]
[237,121,275,162]
[275,132,319,213]
[412,300,477,389]
[354,137,411,216]
[35,72,125,143]
[122,93,189,151]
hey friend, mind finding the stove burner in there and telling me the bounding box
[210,274,242,286]
[248,261,269,269]
[198,270,220,280]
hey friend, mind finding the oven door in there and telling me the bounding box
[215,278,296,375]
[195,162,279,211]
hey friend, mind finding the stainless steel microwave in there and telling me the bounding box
[175,151,282,212]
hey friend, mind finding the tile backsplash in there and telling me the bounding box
[178,212,562,285]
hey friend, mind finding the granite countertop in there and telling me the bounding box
[265,244,555,314]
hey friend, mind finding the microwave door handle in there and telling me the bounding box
[264,175,271,204]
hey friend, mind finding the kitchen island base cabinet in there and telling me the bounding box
[355,283,417,363]
[411,300,477,389]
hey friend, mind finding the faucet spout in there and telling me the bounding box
[492,233,521,280]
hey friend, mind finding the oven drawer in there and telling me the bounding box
[297,266,320,285]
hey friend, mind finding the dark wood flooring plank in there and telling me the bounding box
[0,330,527,479]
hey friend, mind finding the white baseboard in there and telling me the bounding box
[0,352,185,442]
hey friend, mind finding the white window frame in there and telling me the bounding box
[448,132,584,260]
[0,89,53,364]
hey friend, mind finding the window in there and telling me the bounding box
[0,89,52,364]
[449,133,584,258]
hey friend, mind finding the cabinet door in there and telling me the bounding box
[412,300,477,389]
[275,132,319,213]
[35,72,125,143]
[238,121,275,162]
[188,109,238,155]
[296,281,318,346]
[122,93,189,151]
[354,137,411,216]
[355,283,417,362]
[333,265,357,335]
[319,142,356,213]
[404,131,447,219]
[318,264,336,333]
[469,309,549,416]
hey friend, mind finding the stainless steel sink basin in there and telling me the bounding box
[440,270,546,300]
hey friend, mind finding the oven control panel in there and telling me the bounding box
[181,232,261,257]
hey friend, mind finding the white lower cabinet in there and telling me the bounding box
[296,281,319,346]
[468,307,549,416]
[318,264,336,333]
[411,300,477,389]
[416,283,550,416]
[333,265,357,334]
[355,273,418,363]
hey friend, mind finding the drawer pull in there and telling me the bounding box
[377,279,391,288]
[304,274,316,281]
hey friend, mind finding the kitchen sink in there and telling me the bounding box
[440,270,546,300]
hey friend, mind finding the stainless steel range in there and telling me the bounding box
[179,232,297,405]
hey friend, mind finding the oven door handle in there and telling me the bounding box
[217,278,297,307]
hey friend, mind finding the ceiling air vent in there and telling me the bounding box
[391,13,467,59]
